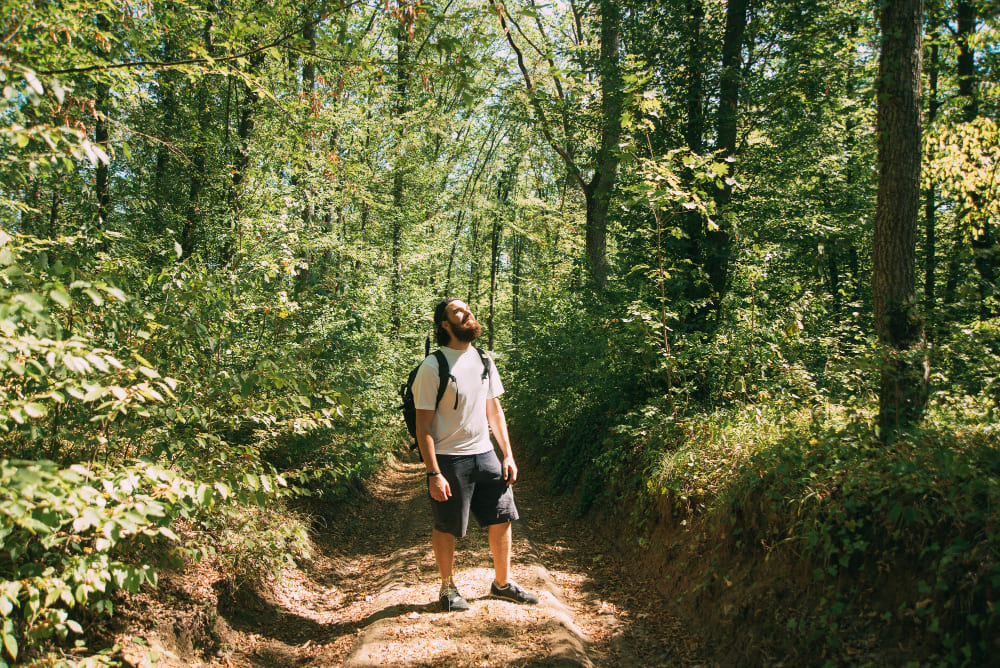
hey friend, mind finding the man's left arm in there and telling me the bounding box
[487,397,517,486]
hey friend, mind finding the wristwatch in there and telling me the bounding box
[427,471,441,477]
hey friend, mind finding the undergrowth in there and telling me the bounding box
[713,396,998,665]
[621,394,1000,666]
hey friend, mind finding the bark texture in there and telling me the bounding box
[873,0,929,436]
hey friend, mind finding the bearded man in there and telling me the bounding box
[412,297,539,611]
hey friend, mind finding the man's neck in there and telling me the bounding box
[445,339,472,352]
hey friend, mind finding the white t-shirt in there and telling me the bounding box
[412,346,504,456]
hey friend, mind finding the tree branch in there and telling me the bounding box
[490,0,585,191]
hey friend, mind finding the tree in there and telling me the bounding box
[495,0,624,291]
[873,0,929,436]
[704,0,748,318]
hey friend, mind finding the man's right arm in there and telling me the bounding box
[416,408,451,501]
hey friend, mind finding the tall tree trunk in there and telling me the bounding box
[956,1,978,121]
[944,0,985,305]
[391,24,409,336]
[488,215,501,351]
[923,20,940,314]
[93,13,111,229]
[873,0,929,437]
[581,0,622,291]
[445,210,464,296]
[225,50,263,265]
[704,0,748,319]
[153,5,179,225]
[684,0,705,156]
[680,0,710,328]
[510,232,523,344]
[301,17,317,226]
[181,12,215,258]
[956,2,997,314]
[94,80,110,228]
[48,189,61,236]
[467,213,482,309]
[833,19,862,312]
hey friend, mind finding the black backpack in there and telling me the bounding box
[399,342,491,453]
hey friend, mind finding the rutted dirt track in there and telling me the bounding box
[117,457,709,667]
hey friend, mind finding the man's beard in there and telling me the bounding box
[453,318,482,343]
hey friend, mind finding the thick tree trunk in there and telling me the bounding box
[705,0,748,318]
[873,0,928,437]
[680,0,709,327]
[581,0,622,292]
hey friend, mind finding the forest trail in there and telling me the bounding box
[117,457,708,667]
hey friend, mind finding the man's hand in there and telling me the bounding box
[502,456,518,486]
[429,474,451,501]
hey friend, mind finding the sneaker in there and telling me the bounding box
[490,580,540,605]
[439,584,470,612]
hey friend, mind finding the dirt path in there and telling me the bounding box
[118,457,708,667]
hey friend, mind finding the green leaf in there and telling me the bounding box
[197,484,212,506]
[49,289,71,308]
[3,631,18,659]
[16,293,45,312]
[23,69,44,95]
[22,403,46,419]
[83,289,104,306]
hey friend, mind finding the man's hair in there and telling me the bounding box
[434,297,460,347]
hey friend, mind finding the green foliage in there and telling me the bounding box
[0,457,297,665]
[0,231,178,450]
[1,0,999,664]
[711,401,1000,664]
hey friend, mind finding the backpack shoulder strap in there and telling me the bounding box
[431,349,450,409]
[473,346,491,381]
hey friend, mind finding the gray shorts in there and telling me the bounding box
[430,450,519,538]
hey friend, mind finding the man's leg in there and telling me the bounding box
[488,521,511,586]
[432,528,457,587]
[487,520,539,604]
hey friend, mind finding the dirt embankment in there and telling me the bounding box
[113,457,709,667]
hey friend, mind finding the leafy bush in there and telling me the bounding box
[702,397,1000,664]
[0,217,398,662]
[0,458,299,665]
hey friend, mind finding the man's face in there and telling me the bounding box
[444,300,482,343]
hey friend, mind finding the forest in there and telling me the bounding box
[1,0,999,665]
